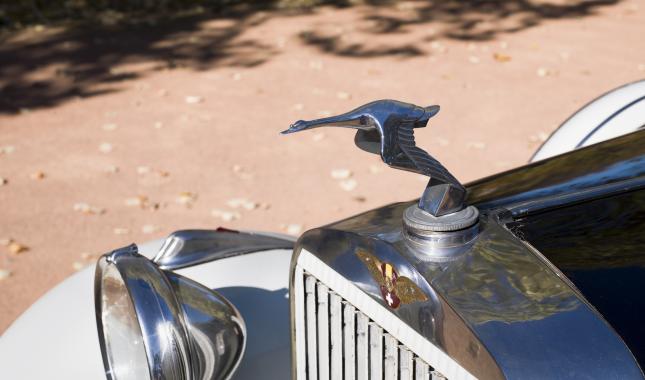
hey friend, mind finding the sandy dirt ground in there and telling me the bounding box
[1,0,644,333]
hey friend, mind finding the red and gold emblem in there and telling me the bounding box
[356,249,428,309]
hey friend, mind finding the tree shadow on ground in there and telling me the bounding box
[0,0,621,114]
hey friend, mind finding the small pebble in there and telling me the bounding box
[0,238,11,246]
[102,123,117,131]
[211,209,241,222]
[113,227,130,235]
[232,73,242,80]
[124,196,148,208]
[99,143,113,153]
[0,269,11,280]
[293,103,305,111]
[72,261,85,271]
[331,169,353,180]
[437,137,450,146]
[369,165,383,174]
[185,96,203,104]
[339,178,358,191]
[154,121,163,129]
[309,60,324,70]
[353,196,367,203]
[0,177,7,186]
[468,56,480,64]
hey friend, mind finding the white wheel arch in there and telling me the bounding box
[531,79,645,162]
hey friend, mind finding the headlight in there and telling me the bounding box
[95,245,245,380]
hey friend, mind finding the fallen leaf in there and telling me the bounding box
[30,171,45,180]
[493,52,512,62]
[331,169,353,180]
[8,242,29,255]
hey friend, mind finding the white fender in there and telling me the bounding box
[531,80,645,162]
[0,239,292,380]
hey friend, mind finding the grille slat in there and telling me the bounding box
[299,272,449,380]
[317,283,330,380]
[343,303,356,380]
[330,294,343,379]
[305,276,318,380]
[415,357,430,380]
[400,347,414,380]
[369,324,384,380]
[356,313,369,380]
[384,334,399,380]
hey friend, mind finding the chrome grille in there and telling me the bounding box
[299,272,447,380]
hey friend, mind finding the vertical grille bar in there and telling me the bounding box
[298,272,449,380]
[330,293,343,379]
[415,358,430,380]
[305,276,318,380]
[356,313,369,380]
[369,324,383,380]
[317,283,330,380]
[343,303,356,380]
[384,334,399,380]
[400,347,414,380]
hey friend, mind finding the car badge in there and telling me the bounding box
[356,249,428,309]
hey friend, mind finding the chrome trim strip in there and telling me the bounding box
[506,176,645,218]
[153,229,294,270]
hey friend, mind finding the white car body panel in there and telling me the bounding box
[0,238,292,380]
[531,79,645,162]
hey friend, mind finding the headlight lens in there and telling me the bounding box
[100,263,151,380]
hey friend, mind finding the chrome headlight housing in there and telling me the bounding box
[95,245,245,380]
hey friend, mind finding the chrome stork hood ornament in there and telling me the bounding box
[283,100,480,243]
[282,100,465,217]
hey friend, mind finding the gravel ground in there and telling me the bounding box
[1,0,644,332]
